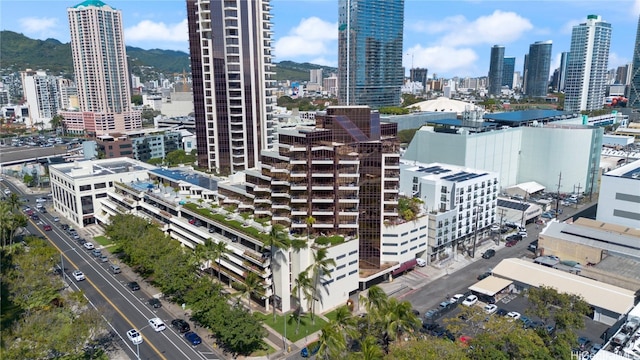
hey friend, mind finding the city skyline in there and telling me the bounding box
[2,1,640,79]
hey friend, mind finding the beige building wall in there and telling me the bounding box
[538,234,604,264]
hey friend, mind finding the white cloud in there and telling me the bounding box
[412,11,533,47]
[274,17,337,59]
[609,52,630,69]
[19,17,58,37]
[124,19,188,43]
[405,45,478,76]
[308,57,337,67]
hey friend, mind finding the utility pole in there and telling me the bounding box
[555,172,562,220]
[589,161,598,202]
[471,205,480,258]
[575,183,582,209]
[520,193,527,227]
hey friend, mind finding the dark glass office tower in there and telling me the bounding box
[338,0,404,108]
[630,16,640,108]
[187,0,276,174]
[502,57,515,89]
[525,41,552,98]
[488,45,505,96]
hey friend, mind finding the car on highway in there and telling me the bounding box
[43,224,52,231]
[72,270,85,281]
[505,239,518,247]
[148,298,162,308]
[126,329,143,345]
[483,304,498,314]
[184,331,202,346]
[462,295,478,307]
[148,317,166,332]
[482,249,495,259]
[128,281,140,291]
[171,319,190,333]
[83,242,95,250]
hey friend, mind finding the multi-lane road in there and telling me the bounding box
[1,180,220,360]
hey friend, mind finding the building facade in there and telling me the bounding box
[555,52,569,92]
[22,70,61,128]
[410,68,429,90]
[525,41,552,97]
[187,0,276,174]
[399,162,499,263]
[338,0,404,108]
[488,45,505,96]
[61,0,141,135]
[596,159,640,228]
[502,57,515,89]
[564,15,612,112]
[630,16,640,108]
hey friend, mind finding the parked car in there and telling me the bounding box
[577,337,592,351]
[148,298,162,308]
[483,304,498,314]
[449,294,465,304]
[477,271,492,280]
[415,258,427,267]
[99,254,109,262]
[528,240,538,252]
[439,301,456,312]
[128,281,140,291]
[506,311,521,321]
[462,295,478,307]
[505,239,518,247]
[126,329,143,345]
[83,242,95,250]
[148,317,166,332]
[517,231,528,238]
[496,308,508,317]
[301,343,320,358]
[171,319,190,333]
[72,270,85,281]
[184,331,202,346]
[482,249,495,259]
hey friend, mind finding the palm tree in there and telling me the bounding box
[0,203,11,248]
[360,285,389,315]
[6,193,23,213]
[355,335,384,360]
[292,270,313,332]
[316,322,347,359]
[210,240,230,282]
[305,215,316,240]
[6,212,27,250]
[264,224,290,321]
[236,271,262,313]
[383,297,421,342]
[306,247,336,324]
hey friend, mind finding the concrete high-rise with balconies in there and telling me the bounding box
[60,0,141,135]
[187,0,276,175]
[564,15,612,112]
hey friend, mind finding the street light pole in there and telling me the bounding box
[283,310,288,353]
[471,206,480,258]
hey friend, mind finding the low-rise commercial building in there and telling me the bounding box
[596,159,640,228]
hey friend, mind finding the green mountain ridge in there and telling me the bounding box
[0,30,335,81]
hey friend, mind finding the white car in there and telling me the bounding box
[517,231,528,238]
[415,258,427,267]
[83,242,95,250]
[449,294,464,304]
[483,304,498,314]
[36,203,43,209]
[148,317,166,332]
[4,189,11,195]
[72,270,85,281]
[53,217,60,222]
[126,329,143,345]
[462,295,478,307]
[506,311,521,321]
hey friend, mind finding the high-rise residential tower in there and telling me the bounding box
[338,0,404,108]
[186,0,276,174]
[21,70,61,128]
[502,57,515,89]
[564,15,612,112]
[556,52,569,92]
[488,45,505,96]
[61,0,141,135]
[630,16,640,107]
[524,41,552,97]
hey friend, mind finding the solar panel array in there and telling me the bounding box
[416,165,451,175]
[441,171,488,183]
[497,199,529,211]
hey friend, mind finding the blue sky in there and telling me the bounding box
[2,0,640,78]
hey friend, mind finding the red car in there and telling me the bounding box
[43,224,52,231]
[505,239,518,247]
[189,218,196,225]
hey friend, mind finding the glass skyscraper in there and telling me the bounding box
[502,57,515,89]
[338,0,404,108]
[629,16,640,108]
[488,45,505,96]
[525,41,552,98]
[564,15,611,112]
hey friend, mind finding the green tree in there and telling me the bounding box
[212,305,267,357]
[317,322,347,359]
[379,107,410,115]
[236,271,263,313]
[383,297,421,342]
[292,270,313,332]
[165,149,196,166]
[397,128,419,144]
[264,224,290,321]
[385,337,470,360]
[131,94,143,106]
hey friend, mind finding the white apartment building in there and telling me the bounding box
[399,161,499,263]
[22,70,60,128]
[596,159,640,228]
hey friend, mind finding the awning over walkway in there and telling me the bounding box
[469,276,513,296]
[506,182,545,197]
[392,259,418,275]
